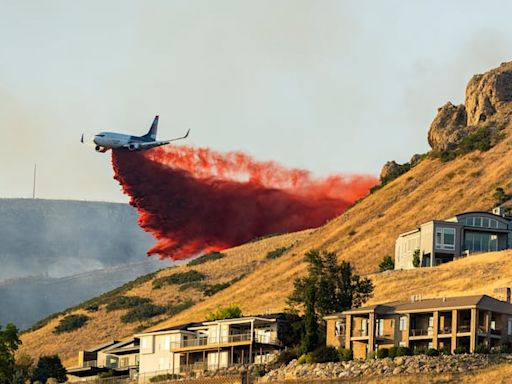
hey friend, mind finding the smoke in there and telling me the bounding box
[112,146,377,260]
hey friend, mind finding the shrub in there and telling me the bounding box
[120,303,167,323]
[206,304,242,321]
[376,348,388,359]
[85,304,99,312]
[297,352,315,364]
[106,296,151,312]
[378,256,394,272]
[266,246,290,260]
[98,370,114,378]
[149,374,181,382]
[32,355,67,383]
[348,229,357,236]
[438,348,450,355]
[166,299,195,316]
[475,344,490,354]
[493,187,510,207]
[202,282,230,296]
[492,344,510,354]
[425,348,440,356]
[396,346,413,356]
[454,346,467,354]
[188,251,226,266]
[152,270,206,289]
[412,249,421,268]
[276,349,300,364]
[53,314,89,334]
[413,348,425,355]
[338,348,353,362]
[312,346,339,363]
[388,346,399,359]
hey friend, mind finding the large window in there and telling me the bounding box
[464,232,498,252]
[435,227,456,250]
[465,216,505,229]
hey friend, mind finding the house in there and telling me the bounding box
[136,314,286,382]
[67,338,140,381]
[324,292,512,359]
[395,207,512,269]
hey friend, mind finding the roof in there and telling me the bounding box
[335,295,512,316]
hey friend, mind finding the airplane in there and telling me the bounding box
[81,115,190,153]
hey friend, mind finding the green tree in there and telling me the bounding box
[287,250,373,353]
[14,353,33,384]
[0,323,21,384]
[378,255,395,272]
[206,304,242,321]
[32,355,67,384]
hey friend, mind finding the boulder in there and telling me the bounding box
[380,161,400,182]
[465,62,512,126]
[427,102,468,151]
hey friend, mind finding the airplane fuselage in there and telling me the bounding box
[94,132,149,150]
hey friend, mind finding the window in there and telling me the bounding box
[376,319,384,336]
[508,319,512,336]
[483,218,489,227]
[435,228,456,250]
[465,232,499,252]
[399,316,407,331]
[475,218,482,227]
[141,337,148,349]
[335,321,343,337]
[361,319,367,336]
[465,218,474,226]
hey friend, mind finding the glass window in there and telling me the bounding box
[475,217,482,227]
[490,219,498,229]
[466,217,474,226]
[483,218,489,228]
[436,228,456,250]
[508,319,512,336]
[399,317,407,331]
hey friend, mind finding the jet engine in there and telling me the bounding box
[128,143,140,151]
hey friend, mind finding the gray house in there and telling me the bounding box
[395,207,512,269]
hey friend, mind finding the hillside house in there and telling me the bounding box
[395,207,512,269]
[68,338,140,380]
[325,292,512,359]
[135,314,286,382]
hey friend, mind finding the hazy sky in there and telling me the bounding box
[1,0,511,203]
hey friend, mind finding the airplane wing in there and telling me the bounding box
[122,129,190,151]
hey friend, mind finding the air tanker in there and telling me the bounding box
[81,115,189,152]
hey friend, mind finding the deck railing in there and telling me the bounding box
[171,333,279,349]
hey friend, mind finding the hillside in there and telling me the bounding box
[0,199,172,328]
[18,62,512,369]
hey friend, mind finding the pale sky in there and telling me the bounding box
[1,0,511,203]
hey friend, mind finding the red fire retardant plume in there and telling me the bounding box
[111,146,377,260]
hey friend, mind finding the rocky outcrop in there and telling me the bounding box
[466,62,512,126]
[379,161,401,182]
[427,61,512,151]
[428,102,468,151]
[261,354,512,381]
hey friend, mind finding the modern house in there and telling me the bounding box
[395,207,512,269]
[68,338,140,380]
[135,314,286,382]
[325,291,512,359]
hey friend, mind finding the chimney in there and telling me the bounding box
[493,207,506,217]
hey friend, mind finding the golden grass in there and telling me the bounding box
[19,119,512,383]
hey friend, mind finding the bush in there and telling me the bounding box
[152,270,206,289]
[378,256,394,272]
[202,282,230,296]
[276,349,300,364]
[149,374,181,382]
[166,299,195,316]
[412,249,421,268]
[454,346,467,354]
[438,348,450,355]
[53,314,89,334]
[425,348,439,356]
[475,344,490,354]
[266,246,290,260]
[32,355,67,383]
[188,251,226,266]
[491,344,510,354]
[376,348,388,359]
[120,303,167,323]
[297,352,315,364]
[388,346,399,358]
[338,348,353,362]
[312,346,339,363]
[413,348,425,355]
[85,304,99,312]
[106,296,151,312]
[206,304,242,321]
[396,346,413,356]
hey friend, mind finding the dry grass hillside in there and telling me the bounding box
[19,111,512,370]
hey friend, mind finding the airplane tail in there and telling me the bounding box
[142,115,159,140]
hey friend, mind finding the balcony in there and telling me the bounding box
[410,328,432,337]
[81,360,98,368]
[438,326,452,335]
[352,329,368,337]
[457,324,471,333]
[170,333,279,350]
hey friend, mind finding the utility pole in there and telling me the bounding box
[32,164,37,199]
